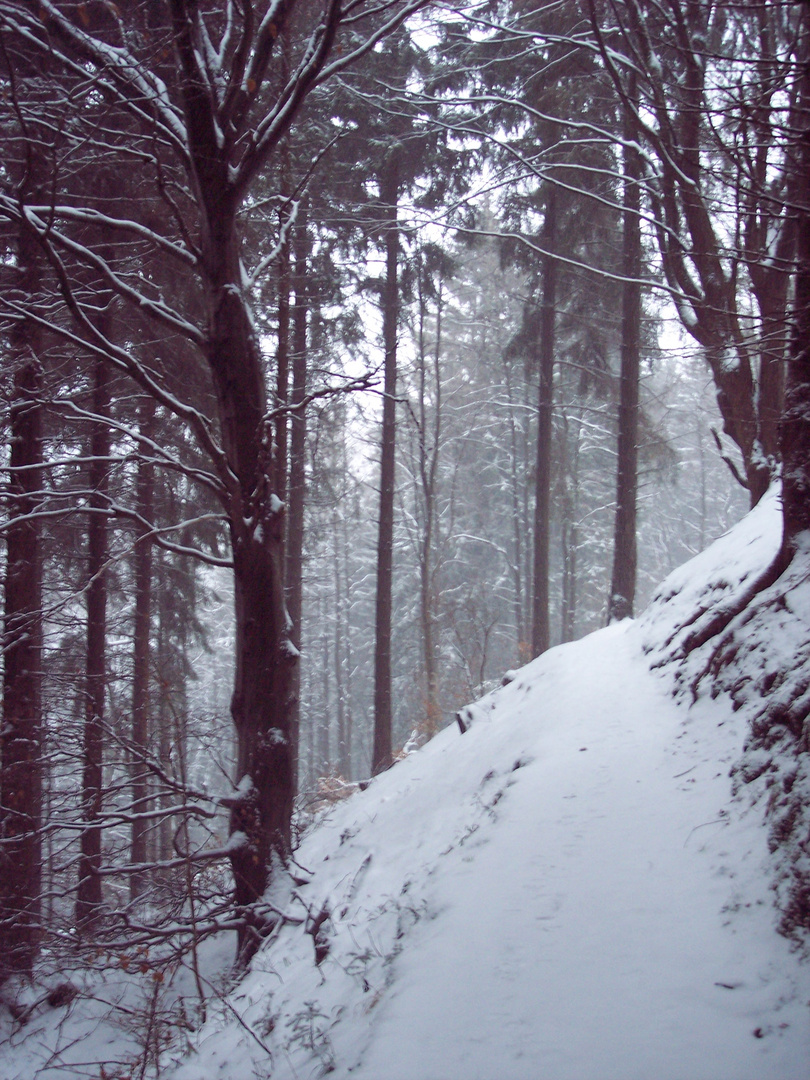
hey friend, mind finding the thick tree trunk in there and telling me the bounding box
[201,209,297,965]
[0,195,44,982]
[229,528,295,915]
[130,396,155,903]
[0,357,43,983]
[503,354,529,658]
[532,184,558,658]
[372,162,399,773]
[781,20,810,563]
[76,359,111,927]
[608,93,642,623]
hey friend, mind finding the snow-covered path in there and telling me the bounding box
[173,612,810,1080]
[345,623,806,1080]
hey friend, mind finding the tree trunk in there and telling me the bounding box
[503,355,526,654]
[559,410,580,643]
[338,498,354,779]
[275,208,292,506]
[608,88,642,623]
[130,396,156,902]
[372,161,399,773]
[157,578,173,866]
[416,257,443,740]
[319,623,331,775]
[287,204,309,791]
[201,208,297,965]
[0,354,43,983]
[758,292,788,470]
[0,186,45,980]
[333,514,350,777]
[532,184,558,658]
[229,515,296,962]
[781,15,810,563]
[76,359,111,928]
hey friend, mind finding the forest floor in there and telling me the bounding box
[3,489,810,1079]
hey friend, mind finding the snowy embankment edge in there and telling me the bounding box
[640,483,810,941]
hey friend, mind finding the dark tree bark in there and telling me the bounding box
[0,247,43,982]
[372,159,400,773]
[204,206,297,963]
[319,622,331,774]
[531,184,558,658]
[75,359,111,928]
[608,84,642,623]
[781,14,810,564]
[275,211,292,505]
[287,204,309,789]
[334,482,354,780]
[559,409,580,643]
[333,526,349,777]
[130,396,155,903]
[415,261,443,739]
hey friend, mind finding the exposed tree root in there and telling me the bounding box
[704,555,810,941]
[645,534,810,942]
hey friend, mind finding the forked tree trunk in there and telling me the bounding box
[0,0,420,976]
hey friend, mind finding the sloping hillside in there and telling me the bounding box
[166,488,810,1080]
[3,491,808,1080]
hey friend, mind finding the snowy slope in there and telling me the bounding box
[3,494,808,1080]
[166,491,810,1080]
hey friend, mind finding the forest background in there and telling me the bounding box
[1,0,809,1011]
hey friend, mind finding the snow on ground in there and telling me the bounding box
[4,491,809,1079]
[0,929,236,1080]
[165,490,810,1080]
